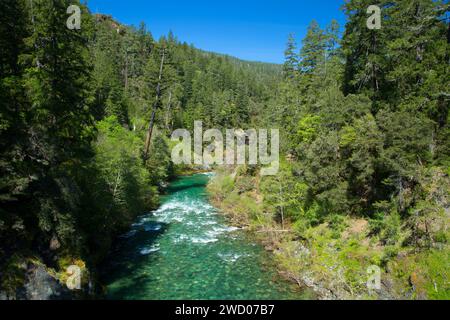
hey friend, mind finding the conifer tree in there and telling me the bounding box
[283,33,298,79]
[22,0,94,247]
[299,20,326,74]
[342,0,390,107]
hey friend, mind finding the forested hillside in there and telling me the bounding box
[208,0,450,299]
[0,0,278,298]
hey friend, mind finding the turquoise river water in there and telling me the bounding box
[103,173,309,299]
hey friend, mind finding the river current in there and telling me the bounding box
[104,173,308,299]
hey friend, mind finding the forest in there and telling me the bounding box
[0,0,449,300]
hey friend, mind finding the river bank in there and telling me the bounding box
[206,168,449,300]
[206,171,343,300]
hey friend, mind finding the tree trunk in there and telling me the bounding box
[143,48,165,162]
[30,0,41,68]
[124,51,129,92]
[165,90,172,130]
[279,182,285,230]
[371,32,379,92]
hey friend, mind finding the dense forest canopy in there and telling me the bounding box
[0,0,449,299]
[0,0,281,297]
[209,0,449,299]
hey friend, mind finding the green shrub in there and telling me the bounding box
[370,210,403,245]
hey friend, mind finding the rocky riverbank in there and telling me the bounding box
[206,169,447,300]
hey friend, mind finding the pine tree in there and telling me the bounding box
[234,80,250,126]
[342,0,390,108]
[0,0,31,258]
[283,33,298,79]
[325,19,340,58]
[22,0,94,247]
[299,20,326,74]
[386,0,449,120]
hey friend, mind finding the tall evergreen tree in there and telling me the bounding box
[386,0,449,120]
[299,20,326,74]
[21,0,94,248]
[0,0,30,261]
[342,0,390,108]
[283,33,298,79]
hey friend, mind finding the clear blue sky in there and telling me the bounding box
[86,0,346,64]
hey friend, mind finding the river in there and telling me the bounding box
[103,173,309,299]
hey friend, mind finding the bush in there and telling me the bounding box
[369,210,404,245]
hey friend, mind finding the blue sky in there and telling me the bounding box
[86,0,346,64]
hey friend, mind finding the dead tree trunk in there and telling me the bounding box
[143,48,165,163]
[124,50,129,93]
[165,91,172,130]
[279,180,285,230]
[30,0,41,68]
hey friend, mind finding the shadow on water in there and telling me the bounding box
[100,221,170,298]
[165,182,209,193]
